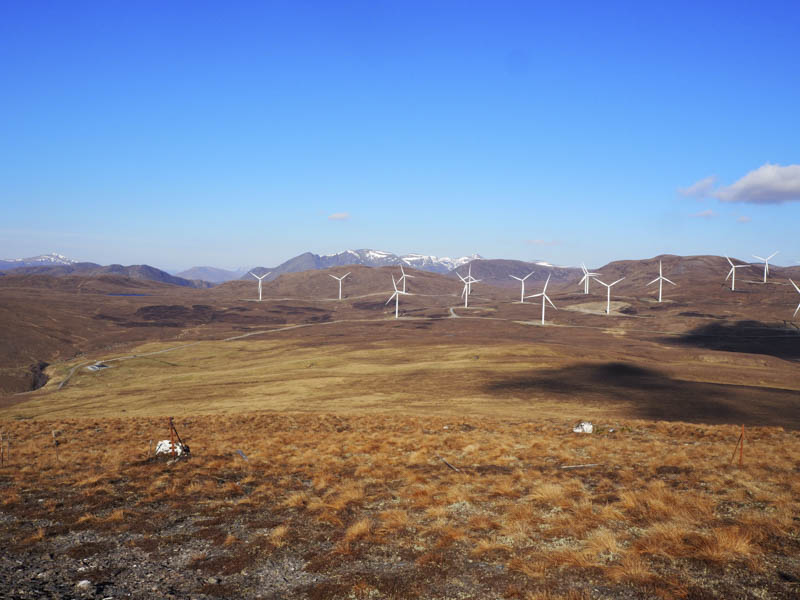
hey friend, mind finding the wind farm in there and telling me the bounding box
[2,251,800,600]
[4,2,800,597]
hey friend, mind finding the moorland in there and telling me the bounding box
[1,255,799,599]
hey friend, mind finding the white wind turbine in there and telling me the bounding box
[525,274,557,325]
[398,265,415,293]
[790,279,800,318]
[249,271,271,301]
[752,251,778,284]
[595,277,625,314]
[458,264,478,295]
[329,272,350,300]
[510,271,534,303]
[579,263,600,294]
[646,260,675,303]
[457,272,481,308]
[385,274,410,319]
[725,256,748,291]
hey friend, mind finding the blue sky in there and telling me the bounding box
[2,1,799,270]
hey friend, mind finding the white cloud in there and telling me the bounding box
[690,209,715,218]
[737,216,752,223]
[328,212,350,221]
[715,163,800,204]
[678,176,716,198]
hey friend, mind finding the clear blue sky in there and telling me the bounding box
[2,1,799,270]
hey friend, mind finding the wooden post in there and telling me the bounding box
[739,424,744,467]
[729,426,744,467]
[169,417,176,458]
[52,431,60,462]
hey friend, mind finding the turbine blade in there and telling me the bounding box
[790,279,800,294]
[344,272,350,278]
[795,302,800,318]
[725,268,733,280]
[329,274,337,279]
[524,271,534,280]
[611,278,625,286]
[768,251,779,260]
[663,277,676,285]
[543,274,551,292]
[546,295,557,309]
[647,277,658,286]
[726,256,734,267]
[510,275,522,281]
[528,293,543,298]
[753,255,765,261]
[385,292,396,305]
[579,274,587,284]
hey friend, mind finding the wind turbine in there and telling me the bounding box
[457,272,481,308]
[458,264,478,295]
[646,261,675,302]
[398,265,415,293]
[595,277,625,314]
[510,271,534,303]
[790,279,800,318]
[752,251,778,283]
[725,256,748,291]
[249,271,271,301]
[579,263,600,294]
[525,274,557,325]
[385,274,409,319]
[329,272,350,300]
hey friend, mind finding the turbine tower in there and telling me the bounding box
[725,256,748,291]
[646,260,675,302]
[457,272,481,308]
[579,263,600,294]
[595,277,625,314]
[249,271,271,301]
[329,272,350,300]
[790,279,800,318]
[752,251,778,283]
[385,274,409,319]
[525,274,557,325]
[398,265,415,293]
[510,271,534,303]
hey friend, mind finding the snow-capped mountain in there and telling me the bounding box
[242,249,483,279]
[400,253,480,273]
[0,253,79,271]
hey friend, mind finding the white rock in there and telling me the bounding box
[572,422,594,434]
[155,440,187,456]
[75,580,93,591]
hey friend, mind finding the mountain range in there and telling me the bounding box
[0,254,211,288]
[242,249,482,280]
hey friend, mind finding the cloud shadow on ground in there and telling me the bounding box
[484,362,800,429]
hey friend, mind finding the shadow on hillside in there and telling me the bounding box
[666,320,800,360]
[485,362,800,429]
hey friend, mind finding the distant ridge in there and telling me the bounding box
[242,249,481,280]
[175,266,245,284]
[1,262,211,288]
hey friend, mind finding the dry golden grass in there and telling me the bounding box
[0,412,798,598]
